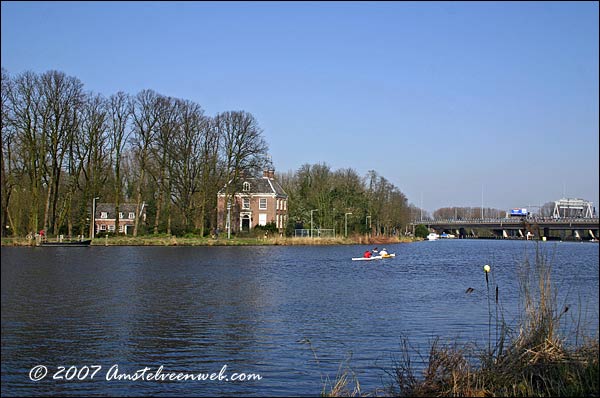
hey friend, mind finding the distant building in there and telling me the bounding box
[94,203,147,235]
[552,198,594,219]
[217,169,288,234]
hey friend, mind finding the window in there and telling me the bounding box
[129,212,135,219]
[243,182,250,191]
[100,224,107,231]
[108,224,115,232]
[119,225,124,233]
[258,213,267,226]
[119,212,124,219]
[259,198,267,210]
[243,198,250,209]
[100,212,108,219]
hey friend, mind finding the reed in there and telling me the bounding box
[387,242,599,397]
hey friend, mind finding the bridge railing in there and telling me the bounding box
[410,217,599,225]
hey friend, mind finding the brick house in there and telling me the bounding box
[94,203,147,235]
[217,169,288,234]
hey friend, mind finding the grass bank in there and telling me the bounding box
[1,234,416,247]
[320,243,599,397]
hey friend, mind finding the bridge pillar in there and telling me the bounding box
[589,230,597,240]
[502,230,508,238]
[573,230,581,240]
[518,229,524,238]
[543,227,550,239]
[459,227,466,239]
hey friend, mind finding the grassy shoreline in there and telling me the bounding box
[1,234,417,247]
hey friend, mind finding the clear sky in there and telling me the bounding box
[2,1,598,213]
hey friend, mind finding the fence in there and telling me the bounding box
[294,229,336,238]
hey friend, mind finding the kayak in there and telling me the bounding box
[352,255,382,261]
[351,253,395,261]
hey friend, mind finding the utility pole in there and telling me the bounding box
[345,212,352,238]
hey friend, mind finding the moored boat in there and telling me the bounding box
[426,233,439,241]
[40,239,92,247]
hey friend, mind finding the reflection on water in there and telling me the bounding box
[2,241,598,396]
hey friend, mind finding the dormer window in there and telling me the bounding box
[243,182,250,192]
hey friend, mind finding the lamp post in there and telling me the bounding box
[345,212,352,238]
[91,196,100,239]
[310,209,318,238]
[227,200,232,239]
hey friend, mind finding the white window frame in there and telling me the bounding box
[100,224,107,231]
[128,212,135,220]
[258,213,267,226]
[119,212,124,219]
[242,197,250,209]
[118,225,124,233]
[108,224,115,232]
[100,212,108,219]
[259,198,267,210]
[243,182,250,191]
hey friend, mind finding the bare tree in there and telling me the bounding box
[1,68,17,236]
[38,70,84,235]
[150,95,179,235]
[72,92,109,237]
[6,71,44,234]
[168,99,216,234]
[108,91,132,235]
[216,110,269,226]
[130,89,161,236]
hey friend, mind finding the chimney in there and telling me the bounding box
[263,169,275,179]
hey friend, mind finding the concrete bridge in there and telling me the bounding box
[411,217,600,240]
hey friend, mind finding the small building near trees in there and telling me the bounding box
[94,203,147,235]
[217,169,288,235]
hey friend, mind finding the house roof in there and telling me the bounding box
[218,176,288,197]
[95,203,145,218]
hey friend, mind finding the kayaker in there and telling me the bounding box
[363,250,372,258]
[380,248,388,256]
[372,247,378,253]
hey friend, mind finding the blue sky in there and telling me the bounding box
[2,1,598,213]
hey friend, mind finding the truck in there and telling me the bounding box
[509,208,528,217]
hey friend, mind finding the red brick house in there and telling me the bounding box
[94,203,147,235]
[217,169,288,234]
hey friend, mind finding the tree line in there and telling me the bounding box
[2,68,429,238]
[1,68,270,238]
[279,164,423,237]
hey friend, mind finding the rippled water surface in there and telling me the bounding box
[2,240,598,396]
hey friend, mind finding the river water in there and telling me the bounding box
[1,240,598,396]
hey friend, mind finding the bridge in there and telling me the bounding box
[410,217,600,240]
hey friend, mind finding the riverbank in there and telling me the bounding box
[1,234,417,247]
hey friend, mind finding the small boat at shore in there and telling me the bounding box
[40,239,92,247]
[426,233,439,241]
[352,253,395,261]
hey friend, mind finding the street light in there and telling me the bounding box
[91,196,100,239]
[310,209,319,238]
[227,200,232,239]
[345,212,352,238]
